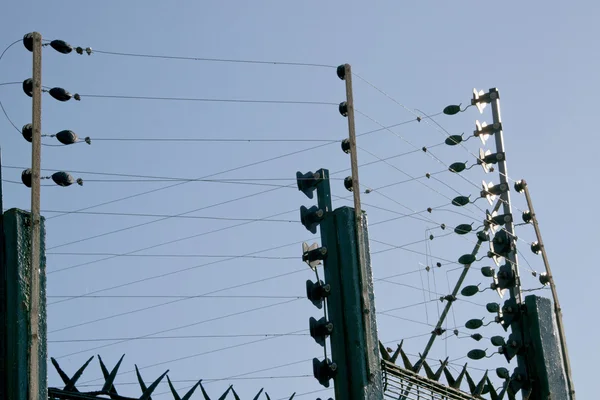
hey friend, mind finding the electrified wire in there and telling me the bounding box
[46,188,295,252]
[3,165,344,183]
[75,327,306,384]
[47,252,297,259]
[0,40,21,133]
[48,237,309,305]
[92,137,339,143]
[55,299,301,357]
[91,49,337,69]
[78,93,338,106]
[45,119,434,222]
[48,294,301,299]
[49,333,307,343]
[42,210,295,223]
[44,141,329,220]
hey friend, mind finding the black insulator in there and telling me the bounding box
[22,79,33,97]
[23,33,34,52]
[21,124,33,142]
[50,40,73,54]
[336,65,346,80]
[55,130,78,145]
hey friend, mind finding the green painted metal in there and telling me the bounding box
[333,207,383,399]
[313,169,351,399]
[0,208,47,400]
[523,295,569,399]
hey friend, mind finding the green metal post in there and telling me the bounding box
[0,209,47,400]
[334,207,382,399]
[315,169,351,400]
[522,295,569,400]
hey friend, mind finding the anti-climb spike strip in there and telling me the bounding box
[379,342,521,399]
[48,353,295,399]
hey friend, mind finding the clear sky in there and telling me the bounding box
[1,1,597,399]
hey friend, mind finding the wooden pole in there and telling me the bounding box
[29,31,42,400]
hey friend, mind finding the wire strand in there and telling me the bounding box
[91,49,337,69]
[78,93,338,106]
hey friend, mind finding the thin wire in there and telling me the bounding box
[71,375,312,388]
[49,233,458,334]
[48,294,301,299]
[48,207,298,271]
[370,169,446,192]
[151,357,315,397]
[42,210,296,223]
[350,82,498,210]
[92,137,338,143]
[0,40,24,133]
[92,49,337,69]
[47,252,297,259]
[46,142,447,255]
[55,299,301,356]
[418,266,429,324]
[379,299,438,314]
[0,81,21,87]
[75,327,305,384]
[3,164,344,183]
[48,238,308,305]
[45,119,432,222]
[46,188,295,252]
[78,93,338,106]
[358,145,454,203]
[370,236,456,261]
[44,141,330,220]
[49,333,307,343]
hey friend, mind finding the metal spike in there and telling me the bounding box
[442,366,458,389]
[166,375,201,400]
[217,386,233,400]
[198,381,211,400]
[434,358,449,381]
[486,376,500,400]
[390,340,403,364]
[447,364,468,389]
[231,386,241,400]
[51,357,72,389]
[265,393,271,400]
[99,354,125,394]
[181,380,202,400]
[51,355,94,392]
[139,370,169,400]
[251,388,264,400]
[378,341,391,361]
[464,369,477,394]
[135,365,151,399]
[288,393,296,400]
[422,361,436,380]
[474,371,489,396]
[166,375,181,400]
[399,347,415,371]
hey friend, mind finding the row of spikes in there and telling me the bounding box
[50,354,296,400]
[378,341,523,400]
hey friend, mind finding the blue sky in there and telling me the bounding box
[1,1,596,399]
